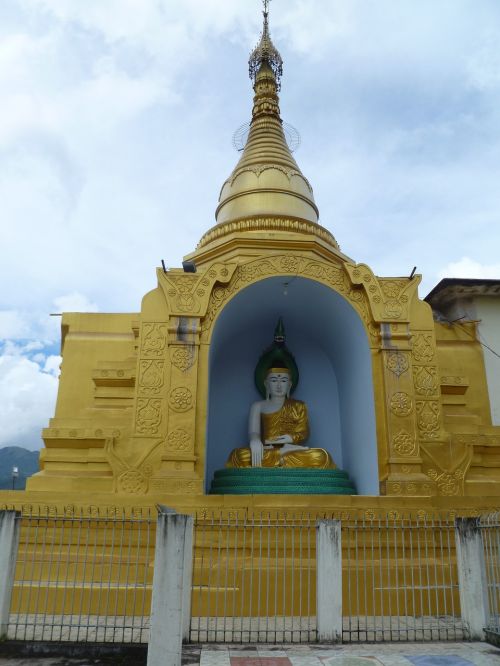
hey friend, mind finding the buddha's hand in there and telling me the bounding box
[249,438,264,467]
[279,443,310,455]
[265,434,293,445]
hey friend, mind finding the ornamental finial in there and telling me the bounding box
[249,0,283,91]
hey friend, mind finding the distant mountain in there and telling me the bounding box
[0,447,40,490]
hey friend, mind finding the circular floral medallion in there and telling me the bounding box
[390,392,413,417]
[118,470,147,495]
[169,387,193,412]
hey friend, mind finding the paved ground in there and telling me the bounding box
[0,643,499,665]
[189,643,500,665]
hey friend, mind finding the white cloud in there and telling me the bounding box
[0,311,30,339]
[0,351,58,450]
[52,292,99,313]
[43,354,61,378]
[438,257,500,281]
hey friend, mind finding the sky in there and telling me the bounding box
[1,0,500,450]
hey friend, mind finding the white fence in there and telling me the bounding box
[1,507,499,665]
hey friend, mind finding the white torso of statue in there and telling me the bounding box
[248,370,309,467]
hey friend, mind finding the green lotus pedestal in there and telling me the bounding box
[209,467,357,495]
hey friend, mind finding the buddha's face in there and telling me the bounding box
[265,371,291,398]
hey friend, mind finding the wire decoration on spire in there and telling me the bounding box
[232,121,301,153]
[249,0,283,91]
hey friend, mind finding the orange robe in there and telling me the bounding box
[226,399,335,469]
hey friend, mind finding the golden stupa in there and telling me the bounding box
[3,3,500,517]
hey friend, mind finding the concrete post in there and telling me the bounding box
[455,517,489,640]
[316,519,342,642]
[0,510,21,639]
[182,517,194,643]
[147,506,194,666]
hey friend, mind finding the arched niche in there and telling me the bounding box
[206,276,379,495]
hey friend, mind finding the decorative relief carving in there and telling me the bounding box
[166,428,191,452]
[413,366,438,396]
[118,470,148,495]
[383,300,403,319]
[420,438,473,497]
[390,392,413,416]
[136,399,162,434]
[441,375,466,384]
[149,479,198,494]
[426,468,464,496]
[387,510,401,520]
[138,360,164,396]
[171,347,195,372]
[279,256,300,272]
[142,323,167,357]
[197,217,338,250]
[302,262,347,292]
[347,288,372,326]
[392,430,415,456]
[168,387,193,412]
[173,276,198,312]
[412,334,434,363]
[386,481,434,497]
[201,256,373,341]
[416,401,440,438]
[228,164,312,189]
[380,281,403,299]
[386,352,409,377]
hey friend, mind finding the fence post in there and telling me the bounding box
[316,519,342,642]
[147,506,193,666]
[455,517,489,640]
[0,510,21,639]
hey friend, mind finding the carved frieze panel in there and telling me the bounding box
[425,468,465,496]
[412,334,434,363]
[385,480,435,496]
[301,261,347,292]
[158,263,236,317]
[149,478,200,494]
[413,366,438,396]
[136,399,162,435]
[200,255,375,343]
[346,266,419,322]
[385,351,409,377]
[141,323,167,357]
[138,360,164,396]
[416,401,440,439]
[420,438,473,497]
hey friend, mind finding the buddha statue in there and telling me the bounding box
[226,320,335,469]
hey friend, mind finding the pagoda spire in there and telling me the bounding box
[192,0,339,257]
[214,1,320,227]
[249,0,283,91]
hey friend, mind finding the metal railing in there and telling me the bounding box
[188,511,464,644]
[4,507,494,647]
[342,515,463,642]
[481,512,500,637]
[189,511,316,643]
[8,507,155,643]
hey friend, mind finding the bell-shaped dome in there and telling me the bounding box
[216,60,319,226]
